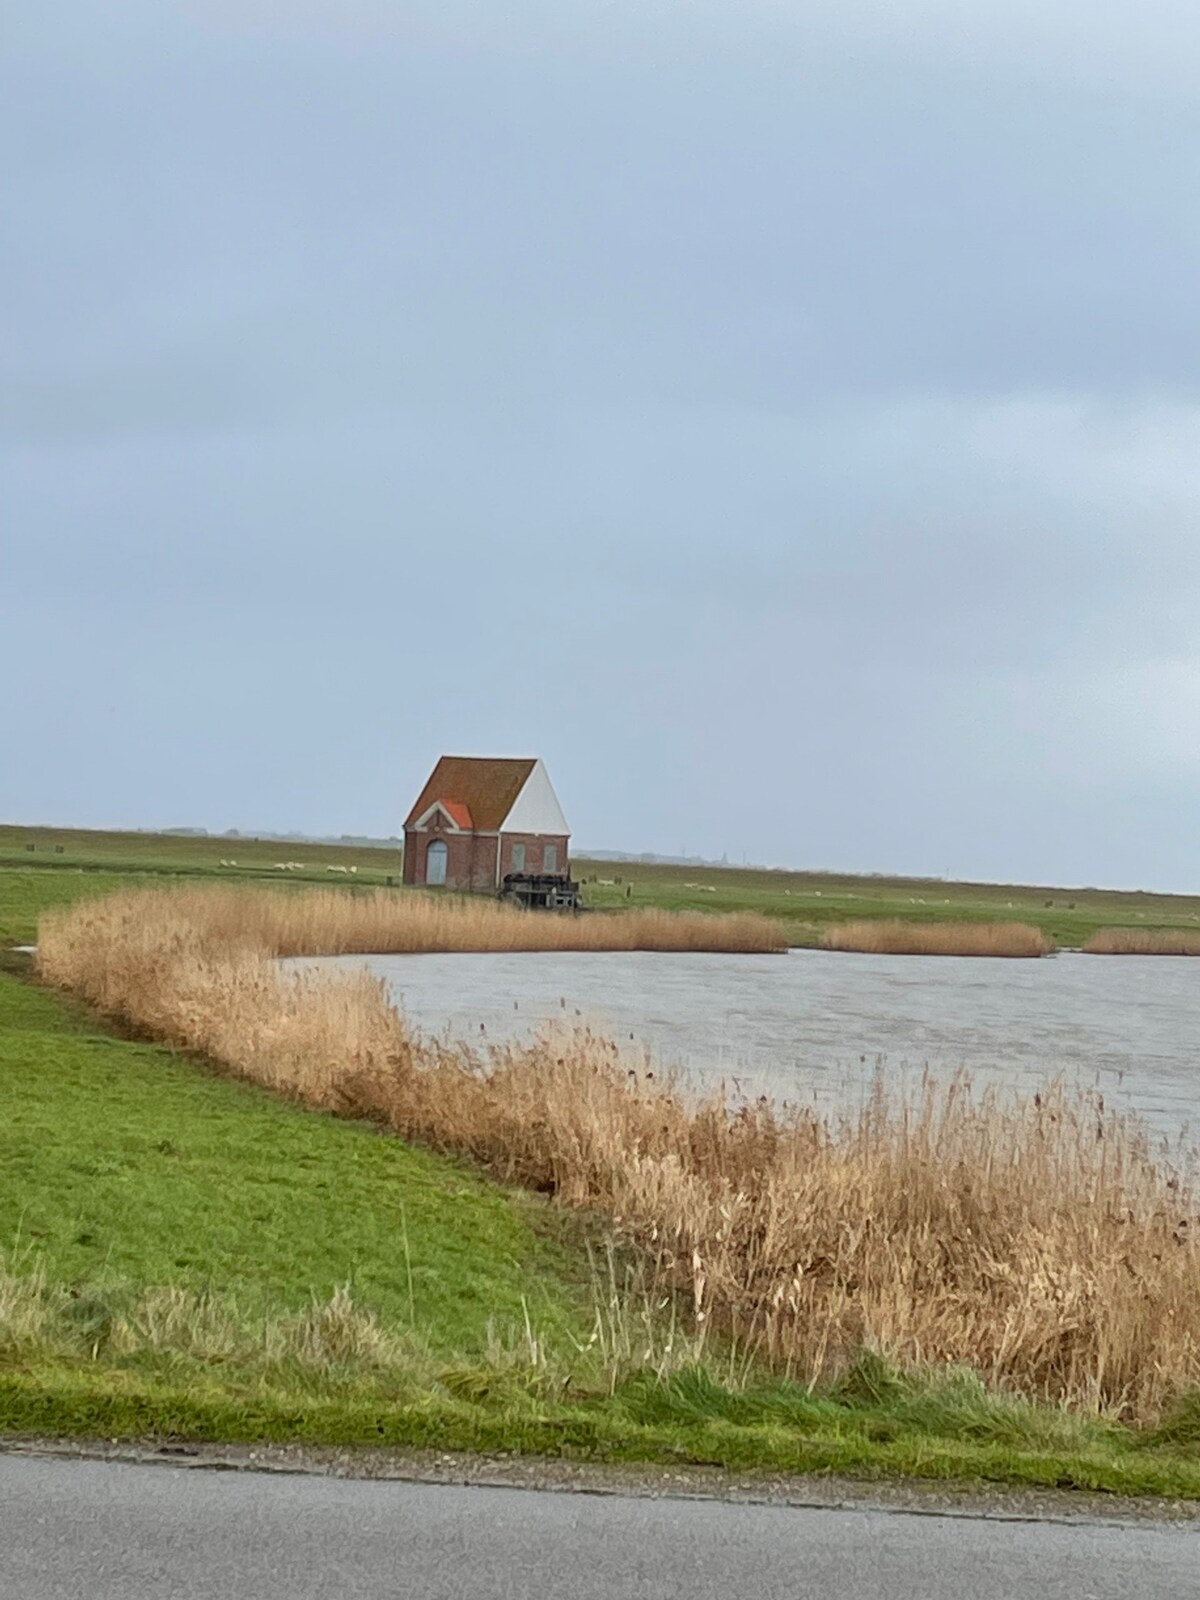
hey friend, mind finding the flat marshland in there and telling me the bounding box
[12,818,1200,950]
[33,885,1200,1429]
[822,919,1053,957]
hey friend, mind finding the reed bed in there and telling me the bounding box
[36,886,1200,1420]
[1084,927,1200,956]
[56,883,785,960]
[823,919,1053,958]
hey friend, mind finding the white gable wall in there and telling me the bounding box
[500,760,570,837]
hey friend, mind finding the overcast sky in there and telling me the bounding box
[5,2,1200,886]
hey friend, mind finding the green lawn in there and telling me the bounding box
[5,858,1200,1494]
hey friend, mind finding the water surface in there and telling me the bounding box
[293,949,1200,1138]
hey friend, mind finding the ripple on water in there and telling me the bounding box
[284,948,1200,1142]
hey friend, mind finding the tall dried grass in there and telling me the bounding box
[36,887,1200,1419]
[823,919,1053,958]
[1085,927,1200,956]
[47,883,784,960]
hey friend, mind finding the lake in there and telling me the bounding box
[292,949,1200,1139]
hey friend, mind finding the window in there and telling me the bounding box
[426,839,448,886]
[544,844,557,874]
[511,843,526,874]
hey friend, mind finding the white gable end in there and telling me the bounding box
[500,760,569,836]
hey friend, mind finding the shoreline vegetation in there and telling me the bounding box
[49,884,787,959]
[33,884,1200,1426]
[822,919,1053,958]
[1084,927,1200,955]
[12,820,1200,955]
[9,964,1200,1506]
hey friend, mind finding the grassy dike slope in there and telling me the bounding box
[0,971,587,1349]
[4,872,1200,1493]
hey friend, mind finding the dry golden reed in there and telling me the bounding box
[823,919,1053,958]
[36,886,1200,1419]
[70,883,786,960]
[1085,927,1200,956]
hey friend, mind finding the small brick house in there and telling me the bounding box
[402,756,571,892]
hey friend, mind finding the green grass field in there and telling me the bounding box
[0,823,403,890]
[7,819,1200,948]
[6,840,1200,1493]
[576,858,1200,949]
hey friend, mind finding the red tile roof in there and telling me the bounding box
[405,756,537,832]
[441,799,473,829]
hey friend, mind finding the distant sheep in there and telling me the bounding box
[326,864,350,874]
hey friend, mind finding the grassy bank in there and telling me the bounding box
[35,884,1200,1423]
[5,962,1200,1496]
[0,868,137,948]
[0,969,593,1352]
[822,920,1053,958]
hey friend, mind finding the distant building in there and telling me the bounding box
[402,756,570,892]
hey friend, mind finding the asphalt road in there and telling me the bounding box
[3,1454,1199,1599]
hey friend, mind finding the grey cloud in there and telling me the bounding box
[6,1,1200,886]
[7,11,1200,451]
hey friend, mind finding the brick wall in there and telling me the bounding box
[403,825,499,891]
[498,833,570,879]
[403,821,571,891]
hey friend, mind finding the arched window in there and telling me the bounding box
[426,839,448,886]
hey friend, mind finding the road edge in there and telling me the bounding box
[4,1435,1199,1528]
